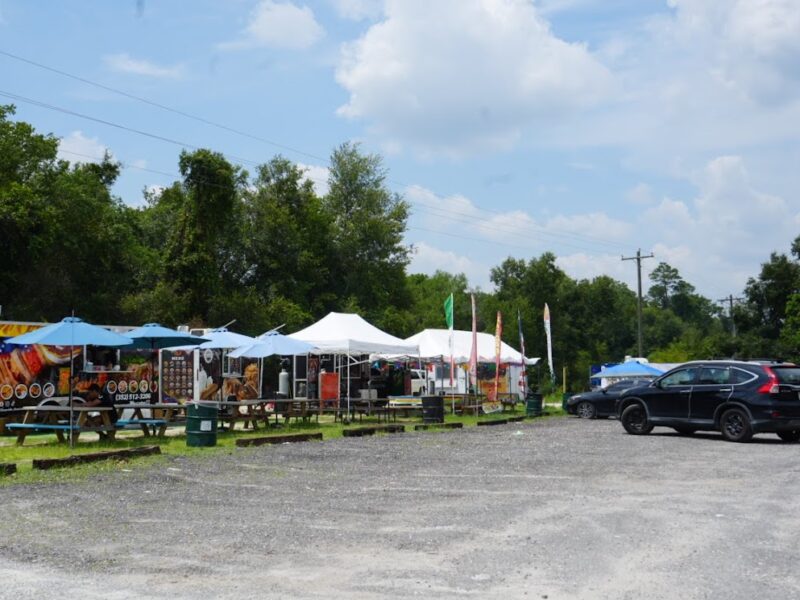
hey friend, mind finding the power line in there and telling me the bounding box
[0,48,327,164]
[0,49,631,252]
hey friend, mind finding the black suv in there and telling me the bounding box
[616,360,800,442]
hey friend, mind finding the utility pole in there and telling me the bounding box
[717,295,743,337]
[622,249,655,358]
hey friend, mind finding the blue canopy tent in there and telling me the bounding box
[6,316,133,447]
[594,361,664,379]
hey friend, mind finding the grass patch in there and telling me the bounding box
[0,404,563,485]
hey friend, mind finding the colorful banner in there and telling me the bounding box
[469,294,478,390]
[544,303,555,382]
[483,311,503,413]
[0,321,155,409]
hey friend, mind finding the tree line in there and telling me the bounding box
[1,105,798,390]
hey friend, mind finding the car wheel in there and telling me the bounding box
[672,426,696,435]
[620,403,653,435]
[576,401,596,419]
[777,430,800,442]
[720,408,753,442]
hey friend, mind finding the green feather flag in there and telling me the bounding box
[443,293,454,330]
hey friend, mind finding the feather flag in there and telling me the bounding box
[469,294,478,390]
[444,293,454,388]
[492,311,503,401]
[544,303,555,382]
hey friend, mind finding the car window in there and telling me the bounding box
[660,368,698,387]
[773,367,800,385]
[606,380,634,391]
[698,367,730,385]
[730,368,757,384]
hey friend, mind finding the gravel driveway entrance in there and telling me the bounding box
[2,418,799,599]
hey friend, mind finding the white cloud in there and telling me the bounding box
[665,0,800,104]
[146,184,165,195]
[626,183,656,205]
[405,184,630,253]
[639,155,799,295]
[220,1,324,50]
[329,0,383,20]
[408,154,798,298]
[298,163,330,196]
[335,0,612,156]
[408,241,486,284]
[556,252,634,286]
[103,53,184,79]
[57,131,111,163]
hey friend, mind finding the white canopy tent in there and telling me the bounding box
[289,312,418,355]
[288,312,419,415]
[401,329,539,365]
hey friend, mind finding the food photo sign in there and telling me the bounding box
[0,322,75,410]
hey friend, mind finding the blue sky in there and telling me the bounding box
[2,0,799,300]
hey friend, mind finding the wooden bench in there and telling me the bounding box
[413,422,464,431]
[9,406,116,445]
[115,418,167,437]
[476,418,509,426]
[236,432,323,447]
[32,445,161,470]
[342,424,405,437]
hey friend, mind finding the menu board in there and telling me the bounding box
[161,349,195,404]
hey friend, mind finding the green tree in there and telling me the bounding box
[743,251,800,340]
[323,142,411,324]
[242,157,335,321]
[0,105,142,322]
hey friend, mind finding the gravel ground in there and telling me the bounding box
[1,417,800,599]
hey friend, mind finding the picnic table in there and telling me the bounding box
[6,405,116,446]
[448,393,487,415]
[213,399,267,431]
[115,403,187,437]
[262,398,319,425]
[497,392,522,412]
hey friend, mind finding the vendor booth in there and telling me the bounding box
[398,328,539,399]
[288,312,419,414]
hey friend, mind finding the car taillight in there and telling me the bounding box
[757,366,780,394]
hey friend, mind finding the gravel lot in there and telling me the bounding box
[1,417,799,599]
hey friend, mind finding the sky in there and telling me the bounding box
[2,0,799,301]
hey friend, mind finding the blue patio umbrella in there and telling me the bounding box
[123,323,209,349]
[6,316,133,447]
[122,324,209,401]
[228,332,316,358]
[196,327,258,350]
[594,361,663,379]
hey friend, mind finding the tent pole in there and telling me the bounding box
[347,351,351,422]
[69,314,75,449]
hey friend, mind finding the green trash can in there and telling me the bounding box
[561,392,572,411]
[525,393,543,417]
[186,402,218,447]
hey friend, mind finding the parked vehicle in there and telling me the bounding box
[616,360,800,442]
[566,379,636,419]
